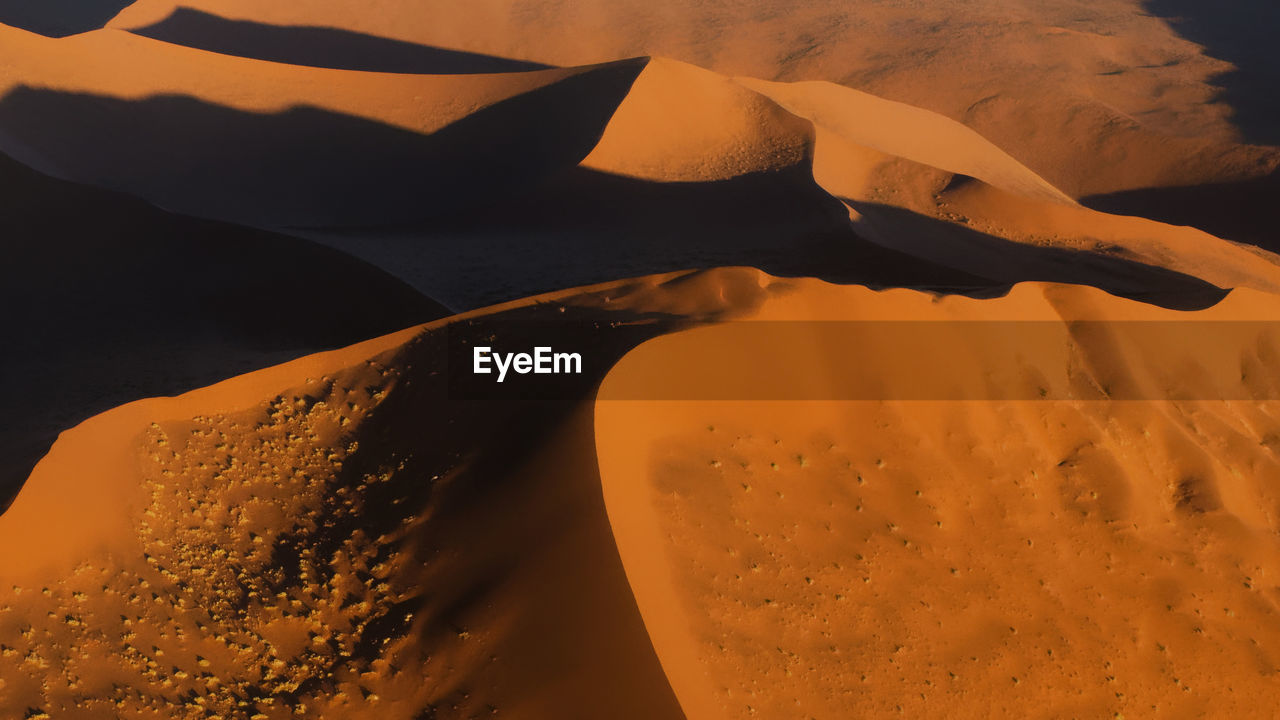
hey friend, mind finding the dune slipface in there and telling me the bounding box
[3,0,1280,718]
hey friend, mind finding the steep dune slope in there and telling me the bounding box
[597,278,1280,719]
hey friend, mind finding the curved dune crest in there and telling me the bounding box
[0,147,446,509]
[735,76,1073,204]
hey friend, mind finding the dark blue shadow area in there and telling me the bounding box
[1144,0,1280,145]
[0,59,645,228]
[0,0,134,37]
[309,164,1227,313]
[0,152,446,510]
[1083,170,1279,252]
[131,8,553,74]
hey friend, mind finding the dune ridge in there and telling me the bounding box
[0,25,1274,310]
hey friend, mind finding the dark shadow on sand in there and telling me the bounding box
[0,0,133,37]
[131,8,553,74]
[0,59,645,229]
[304,164,1004,310]
[1144,0,1280,146]
[0,153,447,511]
[846,200,1229,311]
[307,164,1228,313]
[1082,170,1279,252]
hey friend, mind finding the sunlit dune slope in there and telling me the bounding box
[597,277,1280,719]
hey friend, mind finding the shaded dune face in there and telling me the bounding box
[131,8,555,74]
[0,150,447,510]
[0,60,646,229]
[0,0,132,37]
[1083,171,1280,254]
[336,163,1227,312]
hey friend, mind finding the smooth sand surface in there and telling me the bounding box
[597,277,1280,719]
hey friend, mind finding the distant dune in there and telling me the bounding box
[2,1,1279,717]
[2,24,1272,311]
[104,0,1279,207]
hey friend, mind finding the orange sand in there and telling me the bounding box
[2,2,1279,718]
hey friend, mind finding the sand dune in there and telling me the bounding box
[0,25,643,228]
[3,2,1280,717]
[2,23,1273,311]
[105,1,1280,198]
[7,267,1280,717]
[0,272,755,719]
